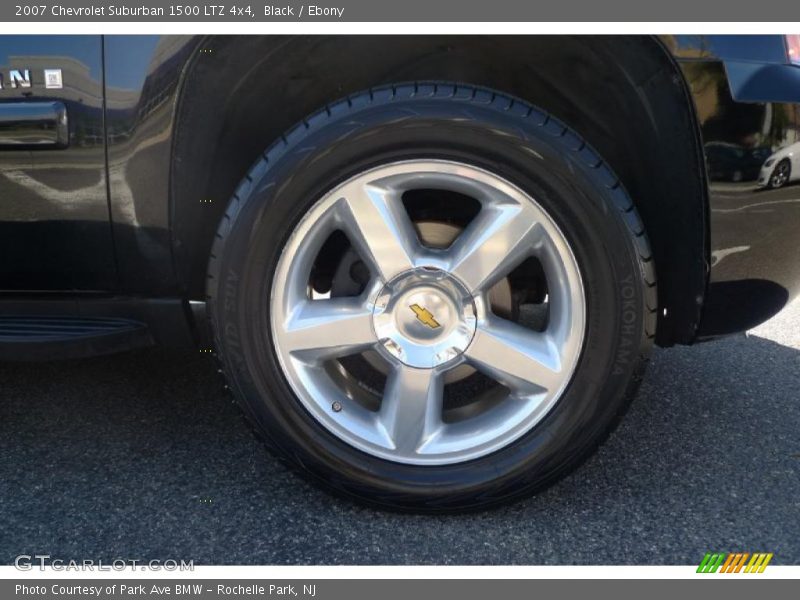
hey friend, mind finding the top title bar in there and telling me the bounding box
[4,0,800,22]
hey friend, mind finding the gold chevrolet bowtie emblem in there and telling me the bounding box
[410,303,441,329]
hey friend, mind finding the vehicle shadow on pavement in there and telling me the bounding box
[0,334,798,565]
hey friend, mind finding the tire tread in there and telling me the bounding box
[206,82,658,511]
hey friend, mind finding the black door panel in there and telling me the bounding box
[0,35,115,291]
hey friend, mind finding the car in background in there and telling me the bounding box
[706,142,771,183]
[758,141,800,188]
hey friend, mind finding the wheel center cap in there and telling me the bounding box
[372,268,477,368]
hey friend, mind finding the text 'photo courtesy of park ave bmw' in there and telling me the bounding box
[0,34,799,512]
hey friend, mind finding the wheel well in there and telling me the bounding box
[171,35,708,346]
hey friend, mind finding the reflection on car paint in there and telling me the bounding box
[674,53,800,336]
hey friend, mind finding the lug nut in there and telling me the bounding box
[332,401,342,412]
[383,339,402,355]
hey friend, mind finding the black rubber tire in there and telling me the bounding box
[207,83,657,512]
[768,159,791,189]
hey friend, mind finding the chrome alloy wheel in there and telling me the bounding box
[771,160,790,188]
[270,160,586,465]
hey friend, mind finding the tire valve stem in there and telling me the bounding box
[332,401,343,413]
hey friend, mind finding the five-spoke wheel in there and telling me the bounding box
[271,161,585,464]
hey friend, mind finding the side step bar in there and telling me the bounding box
[0,315,153,361]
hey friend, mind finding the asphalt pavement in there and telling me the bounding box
[1,301,798,565]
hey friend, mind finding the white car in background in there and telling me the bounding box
[759,141,800,189]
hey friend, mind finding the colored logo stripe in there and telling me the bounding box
[697,552,773,573]
[745,553,773,573]
[697,553,725,573]
[721,553,748,573]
